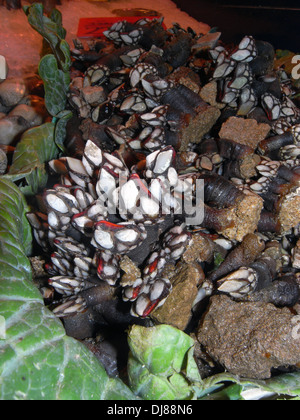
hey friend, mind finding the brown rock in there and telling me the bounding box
[191,32,222,52]
[200,81,225,109]
[120,255,141,287]
[151,262,202,330]
[182,233,215,264]
[168,67,201,94]
[219,193,264,242]
[81,85,107,107]
[179,102,221,152]
[239,154,261,179]
[219,117,271,150]
[197,294,300,379]
[278,186,300,234]
[30,256,47,279]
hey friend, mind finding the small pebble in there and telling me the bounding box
[0,115,30,145]
[9,103,44,127]
[0,77,27,108]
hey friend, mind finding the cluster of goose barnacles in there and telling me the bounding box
[210,35,300,133]
[27,17,300,332]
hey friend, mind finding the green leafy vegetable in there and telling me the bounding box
[23,4,71,72]
[3,122,59,195]
[0,179,33,282]
[0,178,137,400]
[54,110,73,152]
[38,54,70,117]
[127,324,202,400]
[23,4,71,118]
[199,371,300,400]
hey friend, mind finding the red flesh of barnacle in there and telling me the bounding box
[131,285,142,300]
[142,298,160,318]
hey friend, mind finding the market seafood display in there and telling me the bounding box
[2,10,300,384]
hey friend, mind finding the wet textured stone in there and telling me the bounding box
[0,115,30,145]
[219,116,271,150]
[197,294,300,379]
[120,255,141,287]
[81,85,107,107]
[191,32,222,52]
[0,77,27,107]
[168,66,201,94]
[182,233,215,264]
[200,81,225,109]
[178,102,221,152]
[9,103,44,127]
[278,187,300,234]
[219,193,264,242]
[151,262,201,330]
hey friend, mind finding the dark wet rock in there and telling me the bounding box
[197,294,300,379]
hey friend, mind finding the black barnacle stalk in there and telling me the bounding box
[258,125,300,157]
[161,83,203,114]
[216,138,253,176]
[216,255,277,299]
[257,210,281,234]
[201,173,244,209]
[209,233,265,282]
[248,273,300,307]
[248,40,275,77]
[162,28,193,69]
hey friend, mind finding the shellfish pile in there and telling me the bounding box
[27,18,300,337]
